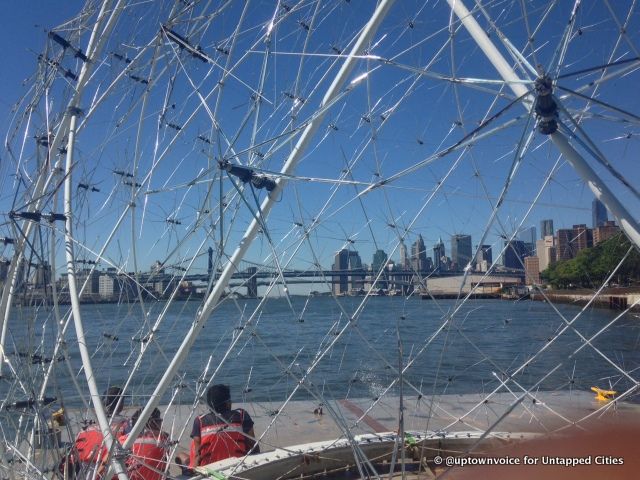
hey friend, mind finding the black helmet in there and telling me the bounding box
[131,407,161,428]
[206,384,231,413]
[103,386,123,415]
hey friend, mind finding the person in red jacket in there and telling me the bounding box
[118,408,169,480]
[62,386,128,478]
[176,384,259,475]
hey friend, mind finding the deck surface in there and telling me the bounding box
[162,390,637,453]
[57,390,637,477]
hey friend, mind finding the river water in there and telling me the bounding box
[3,296,640,408]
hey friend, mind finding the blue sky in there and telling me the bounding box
[0,2,81,112]
[1,0,638,276]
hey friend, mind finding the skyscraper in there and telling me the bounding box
[347,250,364,292]
[519,226,536,257]
[519,226,536,245]
[332,249,349,294]
[34,263,52,286]
[433,237,445,271]
[451,234,472,271]
[332,249,364,294]
[503,240,527,269]
[540,219,554,239]
[399,241,408,269]
[371,249,388,289]
[476,245,492,271]
[524,257,541,285]
[572,224,593,252]
[536,236,556,271]
[556,229,573,261]
[593,220,619,245]
[592,199,608,228]
[372,249,388,273]
[411,235,430,271]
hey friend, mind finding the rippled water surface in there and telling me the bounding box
[3,297,640,407]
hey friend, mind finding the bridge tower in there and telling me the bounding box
[246,266,258,298]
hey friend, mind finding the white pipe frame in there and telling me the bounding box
[61,1,129,479]
[123,0,397,447]
[446,0,640,249]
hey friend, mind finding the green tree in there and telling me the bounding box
[541,233,640,288]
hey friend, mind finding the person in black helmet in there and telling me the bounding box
[62,386,129,478]
[177,384,258,473]
[118,407,169,480]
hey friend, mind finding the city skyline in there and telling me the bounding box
[1,211,621,285]
[8,211,620,301]
[1,2,638,279]
[0,0,637,305]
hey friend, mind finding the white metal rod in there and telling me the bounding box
[60,1,129,479]
[63,117,128,480]
[124,0,397,447]
[447,0,640,249]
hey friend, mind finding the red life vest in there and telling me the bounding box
[119,429,169,480]
[189,411,248,467]
[75,424,106,463]
[65,419,127,478]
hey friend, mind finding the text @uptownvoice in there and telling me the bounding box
[432,455,624,467]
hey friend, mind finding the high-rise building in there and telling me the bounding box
[572,224,593,252]
[524,257,541,284]
[371,249,389,289]
[76,268,100,294]
[332,249,349,294]
[519,226,536,257]
[399,241,409,269]
[535,236,556,272]
[556,229,574,261]
[503,240,527,269]
[476,245,493,272]
[372,249,388,273]
[34,263,52,286]
[593,220,620,245]
[99,273,120,298]
[410,235,430,271]
[332,249,364,294]
[433,238,445,271]
[540,219,554,239]
[519,226,536,246]
[347,250,365,292]
[592,199,608,228]
[451,234,472,271]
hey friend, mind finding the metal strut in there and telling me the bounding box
[48,31,89,62]
[534,75,558,135]
[161,25,208,62]
[219,159,277,192]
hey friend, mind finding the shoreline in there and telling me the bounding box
[530,289,640,312]
[8,289,640,312]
